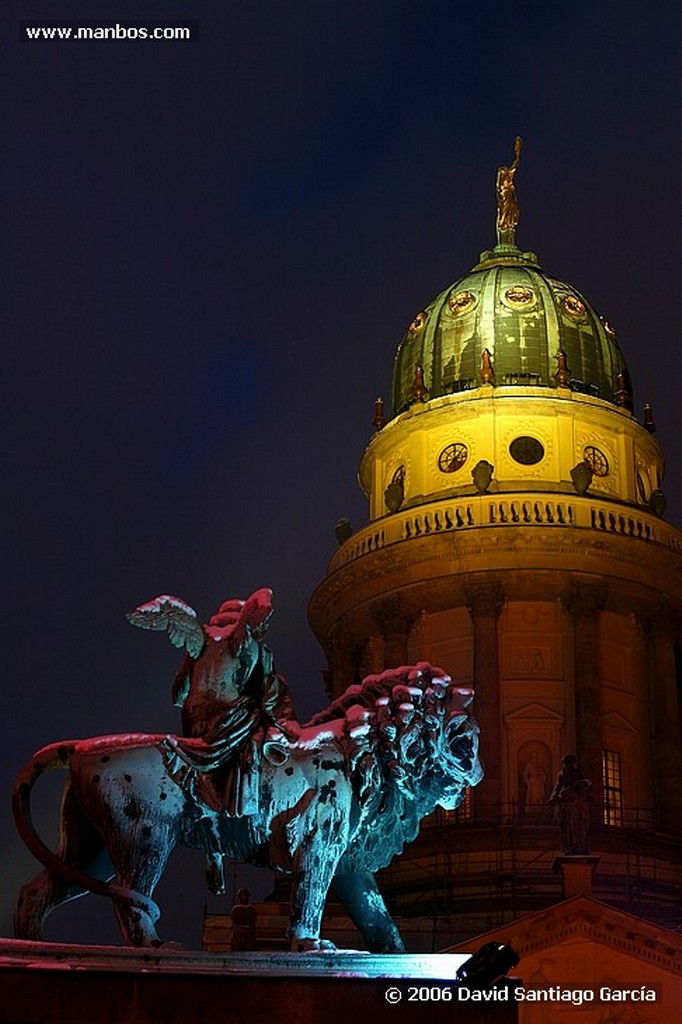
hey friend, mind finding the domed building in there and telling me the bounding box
[308,143,682,953]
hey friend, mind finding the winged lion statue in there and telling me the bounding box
[13,589,483,952]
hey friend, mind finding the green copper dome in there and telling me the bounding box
[391,244,631,416]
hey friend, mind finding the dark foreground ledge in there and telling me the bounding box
[0,939,519,1023]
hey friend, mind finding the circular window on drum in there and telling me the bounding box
[509,436,545,465]
[583,445,609,477]
[438,442,469,474]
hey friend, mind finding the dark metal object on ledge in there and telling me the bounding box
[455,941,520,989]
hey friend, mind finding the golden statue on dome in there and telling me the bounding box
[496,136,523,245]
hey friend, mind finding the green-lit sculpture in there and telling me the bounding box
[13,590,482,952]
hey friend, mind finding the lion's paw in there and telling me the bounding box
[291,936,338,953]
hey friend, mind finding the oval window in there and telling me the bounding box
[509,436,545,465]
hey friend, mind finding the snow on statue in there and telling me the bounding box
[13,589,483,952]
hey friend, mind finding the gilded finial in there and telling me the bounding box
[410,365,428,403]
[373,396,386,432]
[615,370,633,412]
[480,349,494,385]
[554,350,571,388]
[642,403,655,433]
[496,136,523,246]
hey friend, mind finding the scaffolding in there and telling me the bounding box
[376,804,682,942]
[203,804,682,952]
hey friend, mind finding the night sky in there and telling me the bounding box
[2,0,681,948]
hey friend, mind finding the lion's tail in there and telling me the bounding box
[12,742,160,923]
[12,742,91,886]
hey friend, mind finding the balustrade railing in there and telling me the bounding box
[329,492,681,571]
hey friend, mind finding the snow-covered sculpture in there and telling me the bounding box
[13,590,482,952]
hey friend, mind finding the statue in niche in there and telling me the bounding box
[13,589,483,952]
[230,888,258,952]
[549,753,592,854]
[517,741,551,816]
[523,749,548,809]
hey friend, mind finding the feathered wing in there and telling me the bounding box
[126,595,205,659]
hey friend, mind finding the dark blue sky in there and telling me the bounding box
[2,0,681,947]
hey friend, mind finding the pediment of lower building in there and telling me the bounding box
[446,896,682,978]
[600,709,637,734]
[505,702,565,723]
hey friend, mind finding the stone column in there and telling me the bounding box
[562,582,608,823]
[631,615,654,817]
[408,610,429,664]
[359,636,384,679]
[647,605,682,833]
[372,599,416,668]
[324,633,358,700]
[464,580,505,820]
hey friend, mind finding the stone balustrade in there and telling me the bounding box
[328,493,681,572]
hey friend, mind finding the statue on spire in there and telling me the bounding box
[496,136,523,246]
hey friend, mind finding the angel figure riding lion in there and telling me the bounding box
[14,588,483,952]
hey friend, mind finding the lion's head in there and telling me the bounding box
[304,661,483,872]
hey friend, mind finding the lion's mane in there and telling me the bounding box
[304,661,481,874]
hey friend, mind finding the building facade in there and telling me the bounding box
[308,165,682,945]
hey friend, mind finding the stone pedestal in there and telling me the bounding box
[0,939,519,1024]
[552,855,600,899]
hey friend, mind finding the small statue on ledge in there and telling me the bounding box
[230,888,258,952]
[13,590,483,953]
[549,754,592,854]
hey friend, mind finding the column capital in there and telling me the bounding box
[647,602,681,637]
[561,581,608,622]
[371,598,419,636]
[359,635,384,678]
[323,630,361,700]
[464,579,505,620]
[323,630,358,668]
